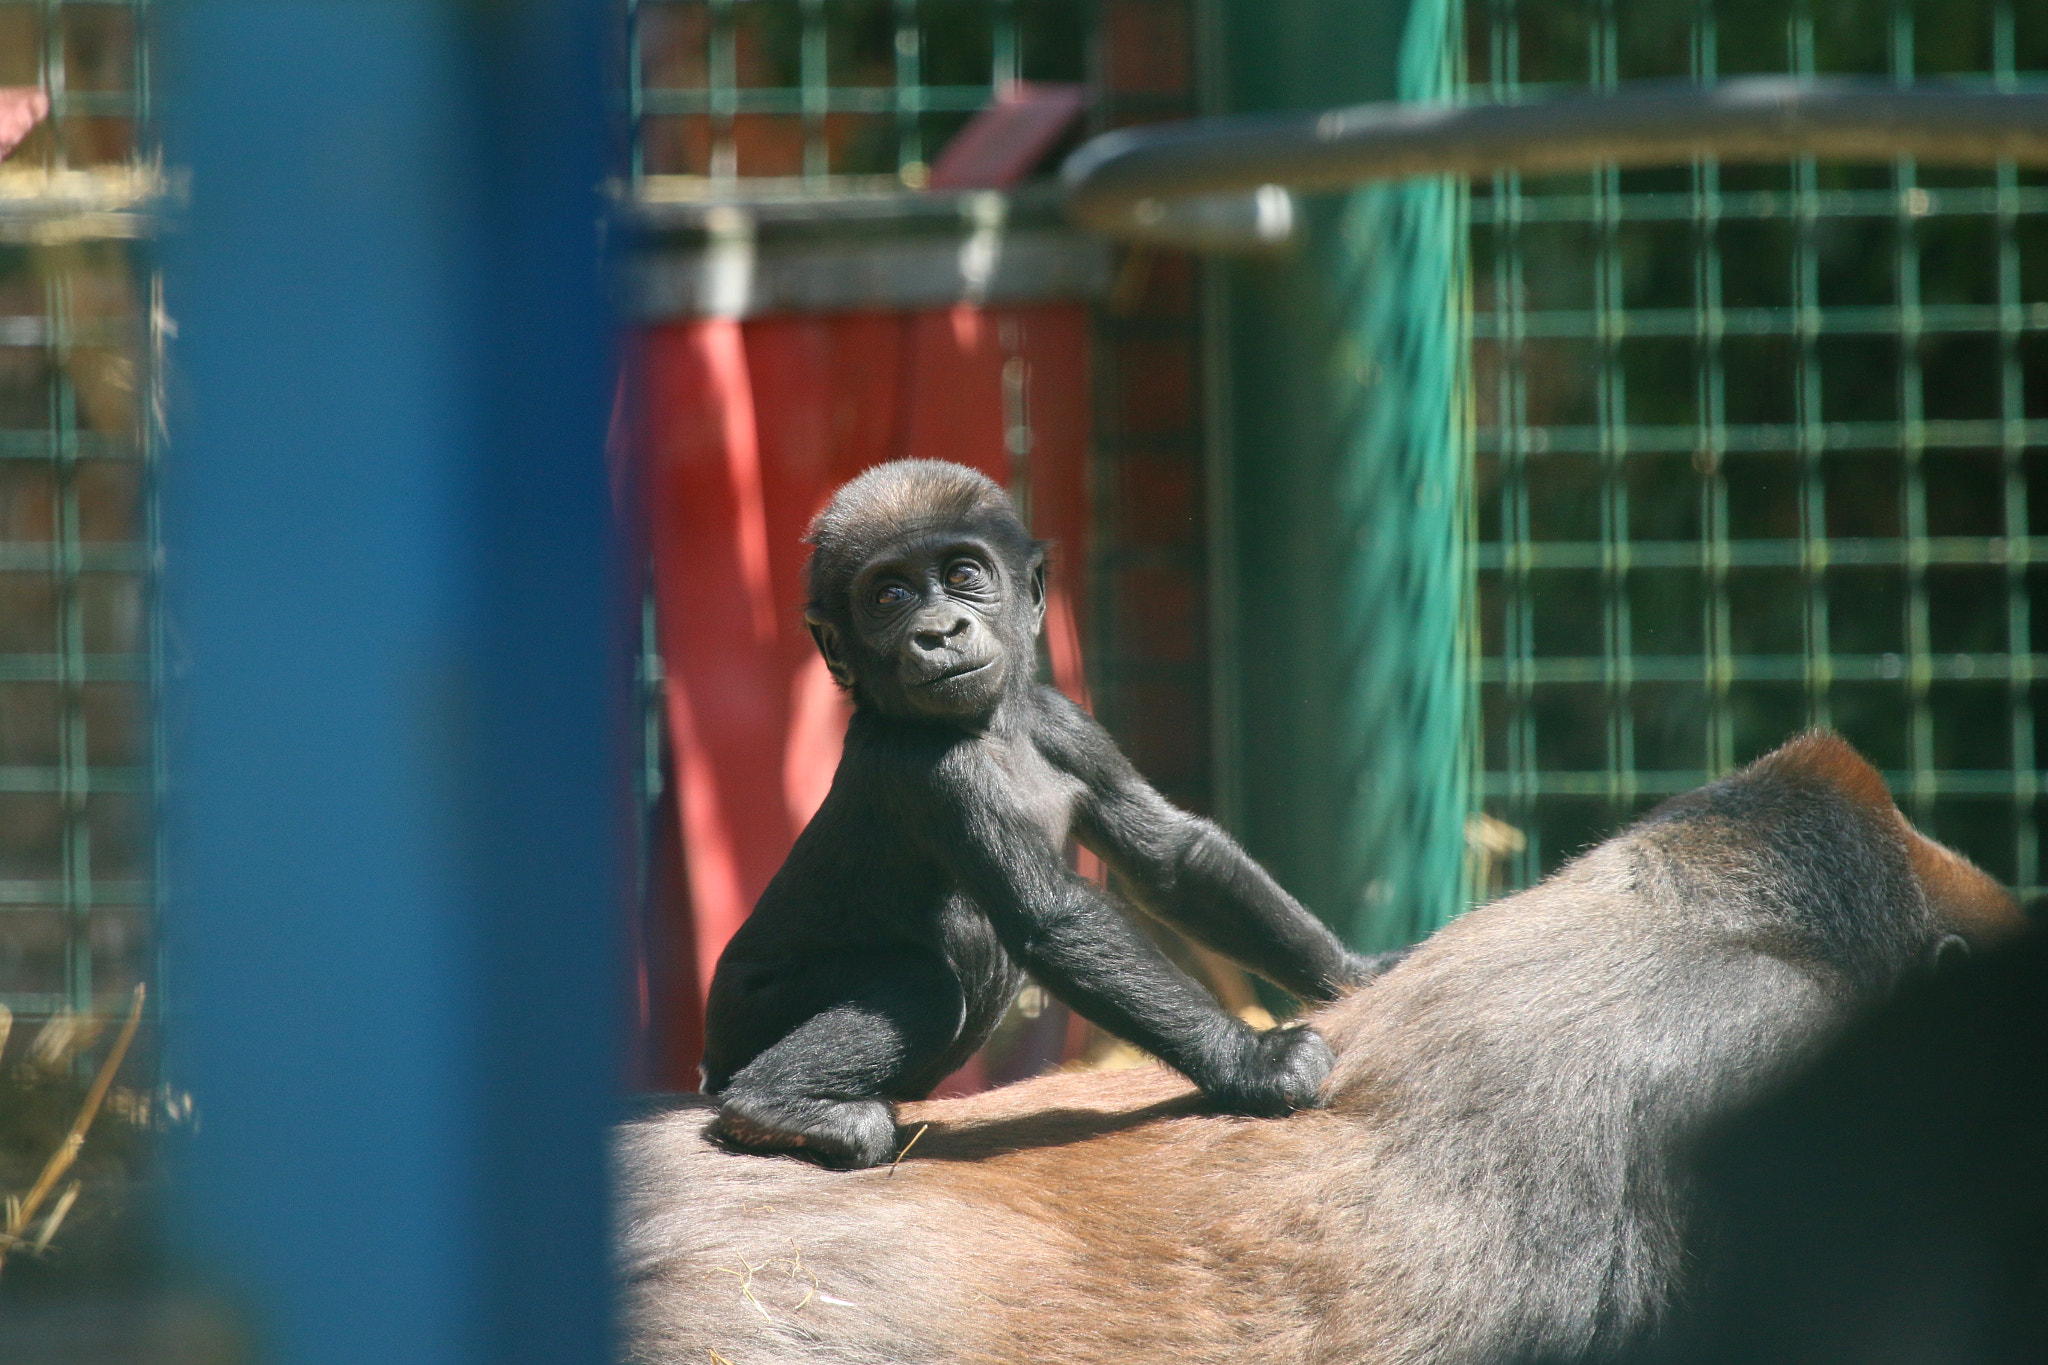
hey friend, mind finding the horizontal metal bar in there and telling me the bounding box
[1470,184,2048,224]
[0,765,151,794]
[0,879,150,906]
[1473,303,2048,340]
[0,654,149,682]
[1473,418,2048,455]
[630,224,1109,318]
[1475,653,2042,684]
[1063,79,2048,243]
[0,316,145,347]
[0,544,150,571]
[1474,536,2048,570]
[1478,769,2048,797]
[624,180,1065,229]
[0,432,144,460]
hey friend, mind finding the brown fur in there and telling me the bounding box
[1764,730,1896,820]
[617,734,2021,1365]
[1897,821,2018,941]
[1757,732,2019,943]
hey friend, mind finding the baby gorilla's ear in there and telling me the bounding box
[804,610,856,688]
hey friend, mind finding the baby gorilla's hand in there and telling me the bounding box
[1206,1022,1336,1117]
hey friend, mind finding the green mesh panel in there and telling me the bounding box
[1328,0,1471,946]
[1465,0,2048,900]
[0,1,157,1020]
[629,0,1094,186]
[1214,0,1469,953]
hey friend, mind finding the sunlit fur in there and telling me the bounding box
[622,732,2022,1364]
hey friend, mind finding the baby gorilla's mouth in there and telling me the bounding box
[917,659,994,686]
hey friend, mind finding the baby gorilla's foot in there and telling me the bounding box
[1207,1023,1336,1117]
[710,1091,898,1169]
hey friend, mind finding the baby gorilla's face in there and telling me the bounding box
[847,529,1031,721]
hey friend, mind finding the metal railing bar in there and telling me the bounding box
[1063,78,2048,242]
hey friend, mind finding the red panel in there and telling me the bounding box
[1011,305,1095,701]
[926,83,1087,190]
[898,306,1008,476]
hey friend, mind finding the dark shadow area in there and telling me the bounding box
[623,1085,1208,1166]
[1639,928,2048,1365]
[906,1094,1207,1162]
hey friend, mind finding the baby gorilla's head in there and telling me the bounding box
[802,461,1045,723]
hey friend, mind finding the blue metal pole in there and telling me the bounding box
[159,5,619,1363]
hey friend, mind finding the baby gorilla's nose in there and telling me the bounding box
[913,615,970,651]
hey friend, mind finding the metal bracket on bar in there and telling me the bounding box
[1062,78,2048,249]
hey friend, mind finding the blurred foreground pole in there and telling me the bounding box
[161,4,619,1364]
[1212,0,1468,952]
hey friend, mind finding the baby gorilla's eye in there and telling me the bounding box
[945,561,985,588]
[874,583,913,607]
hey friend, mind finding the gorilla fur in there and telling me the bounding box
[619,732,2023,1365]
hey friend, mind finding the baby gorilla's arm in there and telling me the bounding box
[1048,700,1373,1003]
[928,775,1334,1117]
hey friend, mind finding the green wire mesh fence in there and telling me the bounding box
[0,0,158,1020]
[630,0,1093,187]
[1,0,148,171]
[1467,0,2048,899]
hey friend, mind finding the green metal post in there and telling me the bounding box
[1209,0,1469,952]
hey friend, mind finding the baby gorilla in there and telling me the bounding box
[701,460,1381,1169]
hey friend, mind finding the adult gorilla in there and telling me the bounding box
[623,733,2025,1364]
[702,460,1384,1169]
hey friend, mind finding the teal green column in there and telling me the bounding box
[1209,0,1468,952]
